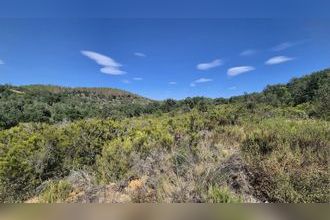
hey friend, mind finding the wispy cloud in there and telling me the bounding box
[134,52,146,57]
[195,78,213,83]
[190,78,213,87]
[133,77,143,81]
[240,49,256,56]
[122,79,131,84]
[227,66,255,76]
[81,50,126,75]
[169,81,177,85]
[0,59,4,65]
[272,42,294,51]
[228,86,237,90]
[100,67,126,75]
[197,59,223,70]
[271,40,308,51]
[265,56,294,65]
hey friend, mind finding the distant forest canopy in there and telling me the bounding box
[0,68,329,130]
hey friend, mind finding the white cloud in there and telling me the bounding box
[122,79,131,84]
[240,49,256,56]
[133,77,143,81]
[81,50,121,67]
[169,81,177,85]
[272,42,294,51]
[272,40,308,51]
[197,59,223,70]
[227,66,255,76]
[134,52,146,57]
[190,78,213,87]
[100,66,126,75]
[0,59,4,65]
[195,78,213,83]
[265,56,294,65]
[228,86,237,90]
[81,50,126,75]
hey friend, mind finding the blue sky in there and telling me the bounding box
[0,0,329,18]
[0,10,329,100]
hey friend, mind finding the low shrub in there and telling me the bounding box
[207,185,242,203]
[241,119,330,202]
[40,180,73,203]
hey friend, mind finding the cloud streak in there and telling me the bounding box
[0,59,4,65]
[265,56,294,65]
[197,59,222,70]
[240,49,256,56]
[190,78,213,87]
[122,79,131,84]
[227,66,255,76]
[134,52,146,57]
[272,42,295,51]
[169,81,177,85]
[272,40,307,51]
[133,77,143,81]
[81,50,126,75]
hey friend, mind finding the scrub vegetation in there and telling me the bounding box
[0,69,329,203]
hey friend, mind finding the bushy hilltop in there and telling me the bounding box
[0,84,153,130]
[229,68,330,118]
[1,69,329,131]
[0,69,329,203]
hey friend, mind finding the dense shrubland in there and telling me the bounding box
[0,69,329,203]
[0,85,152,130]
[2,69,328,130]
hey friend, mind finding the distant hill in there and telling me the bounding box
[227,68,330,118]
[0,84,153,130]
[230,68,330,105]
[0,68,329,130]
[21,84,147,99]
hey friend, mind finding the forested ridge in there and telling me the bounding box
[0,69,329,203]
[0,85,153,130]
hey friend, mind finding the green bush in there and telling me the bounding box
[96,138,133,183]
[0,124,48,202]
[40,180,73,203]
[207,185,242,203]
[0,119,121,202]
[241,119,330,202]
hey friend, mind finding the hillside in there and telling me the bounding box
[1,69,329,131]
[0,69,329,203]
[0,84,153,130]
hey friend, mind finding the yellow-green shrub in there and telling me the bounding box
[40,180,73,203]
[241,119,330,202]
[207,185,242,203]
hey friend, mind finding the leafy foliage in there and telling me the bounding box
[40,180,73,203]
[0,69,329,203]
[0,85,152,130]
